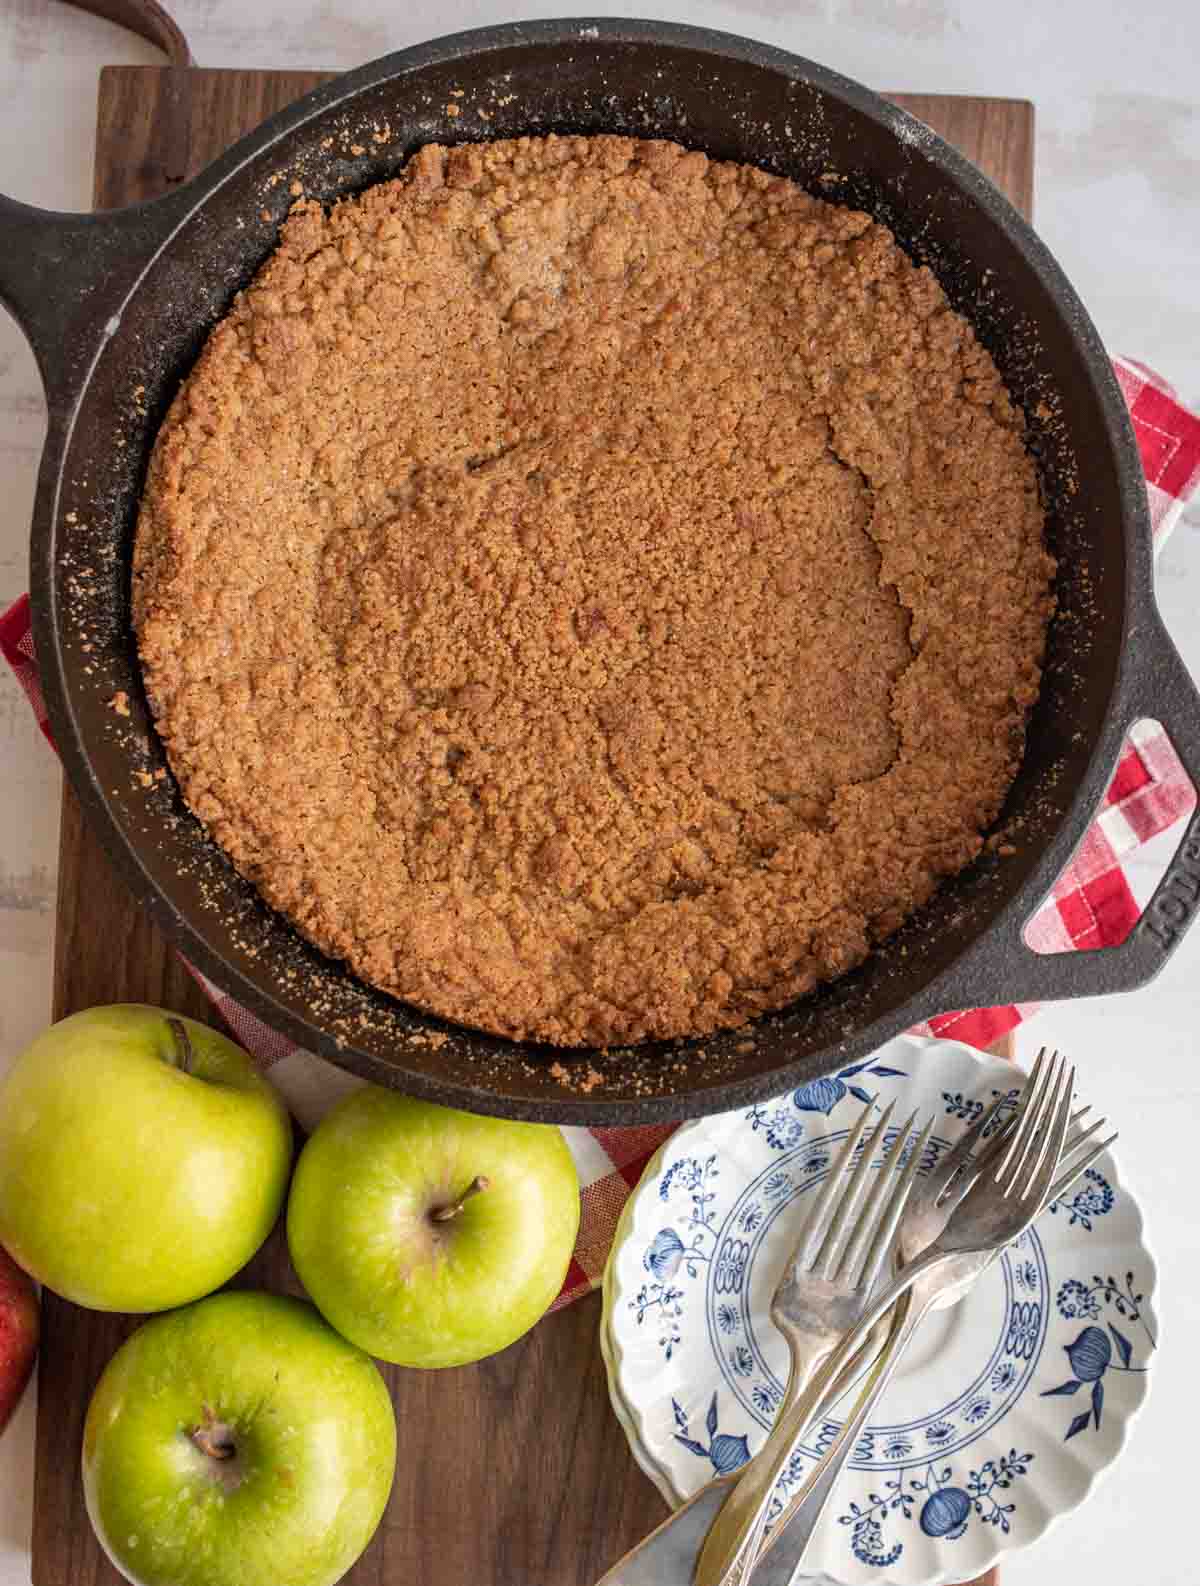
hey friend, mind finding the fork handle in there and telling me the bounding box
[687,1320,880,1586]
[591,1321,889,1586]
[694,1245,946,1586]
[746,1291,929,1586]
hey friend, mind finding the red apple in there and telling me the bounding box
[0,1242,37,1435]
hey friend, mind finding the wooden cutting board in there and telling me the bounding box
[33,67,1030,1586]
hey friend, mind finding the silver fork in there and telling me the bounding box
[592,1102,931,1586]
[703,1048,1079,1586]
[696,1091,1011,1565]
[678,1105,1007,1586]
[687,1106,932,1585]
[747,1062,1115,1586]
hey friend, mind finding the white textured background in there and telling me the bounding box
[1,2,1197,1582]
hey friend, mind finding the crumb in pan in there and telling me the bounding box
[135,135,1055,1047]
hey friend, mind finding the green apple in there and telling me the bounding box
[0,1005,292,1312]
[83,1290,396,1586]
[287,1090,580,1368]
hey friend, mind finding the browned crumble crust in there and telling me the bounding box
[134,135,1055,1046]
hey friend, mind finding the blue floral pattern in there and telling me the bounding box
[1050,1168,1114,1231]
[744,1102,803,1150]
[628,1154,721,1359]
[644,1227,684,1280]
[713,1238,750,1294]
[941,1085,1019,1130]
[746,1058,910,1150]
[672,1392,750,1475]
[839,1451,1034,1566]
[853,1428,877,1463]
[793,1057,910,1117]
[1042,1265,1156,1441]
[1055,1270,1154,1343]
[628,1278,683,1358]
[1041,1324,1144,1441]
[1015,1259,1039,1293]
[752,1382,782,1416]
[1005,1301,1042,1360]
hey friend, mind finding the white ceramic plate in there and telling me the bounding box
[603,1036,1157,1585]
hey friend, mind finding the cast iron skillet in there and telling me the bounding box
[2,19,1199,1124]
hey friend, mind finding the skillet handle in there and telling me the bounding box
[57,0,195,179]
[0,192,191,421]
[993,615,1200,1001]
[0,3,195,415]
[59,0,193,67]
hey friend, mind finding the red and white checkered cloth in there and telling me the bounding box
[3,355,1198,1310]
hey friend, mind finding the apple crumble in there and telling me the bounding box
[134,134,1055,1046]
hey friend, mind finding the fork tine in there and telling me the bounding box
[930,1093,1009,1208]
[1047,1131,1118,1206]
[993,1047,1058,1187]
[796,1103,877,1268]
[1023,1060,1074,1195]
[971,1048,1047,1188]
[855,1114,935,1292]
[932,1094,1017,1210]
[960,1099,1091,1195]
[835,1109,917,1282]
[811,1102,896,1277]
[1008,1058,1073,1197]
[1061,1111,1108,1158]
[999,1050,1062,1192]
[1035,1063,1077,1202]
[1010,1101,1092,1160]
[937,1091,1096,1233]
[1009,1061,1075,1204]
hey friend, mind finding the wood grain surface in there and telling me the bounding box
[34,67,1028,1586]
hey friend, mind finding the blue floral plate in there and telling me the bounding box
[603,1036,1157,1585]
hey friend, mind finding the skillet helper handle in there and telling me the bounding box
[0,197,179,420]
[998,615,1200,1002]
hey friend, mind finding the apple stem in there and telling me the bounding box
[167,1017,195,1075]
[431,1175,491,1222]
[190,1414,236,1461]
